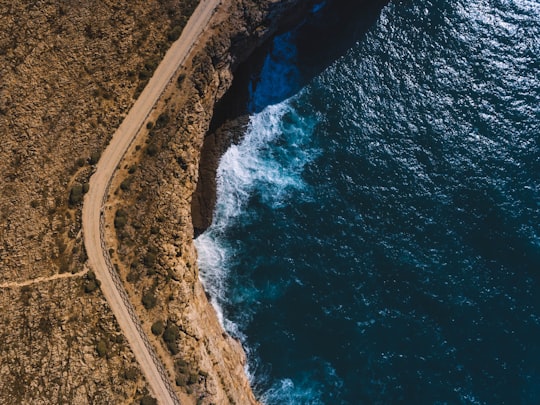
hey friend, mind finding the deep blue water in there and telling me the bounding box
[195,0,540,403]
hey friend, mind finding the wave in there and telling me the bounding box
[195,95,319,338]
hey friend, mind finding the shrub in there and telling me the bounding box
[177,73,186,87]
[114,209,127,229]
[146,143,158,156]
[175,374,187,387]
[89,151,101,165]
[144,252,157,267]
[151,320,164,336]
[155,112,170,129]
[142,291,157,309]
[163,323,179,343]
[140,396,157,405]
[84,279,99,293]
[124,367,138,381]
[120,177,132,191]
[96,340,108,358]
[188,373,198,385]
[69,183,84,205]
[163,323,180,354]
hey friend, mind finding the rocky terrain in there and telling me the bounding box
[0,0,315,403]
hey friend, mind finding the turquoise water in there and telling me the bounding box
[195,0,540,403]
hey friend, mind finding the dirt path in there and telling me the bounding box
[0,269,88,289]
[81,1,221,403]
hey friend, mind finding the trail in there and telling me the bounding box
[0,269,88,289]
[81,1,221,403]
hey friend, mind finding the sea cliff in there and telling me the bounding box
[105,0,318,403]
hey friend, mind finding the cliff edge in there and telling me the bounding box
[98,0,317,403]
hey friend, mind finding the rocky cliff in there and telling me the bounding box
[106,1,318,403]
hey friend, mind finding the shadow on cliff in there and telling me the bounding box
[193,0,389,235]
[210,0,390,126]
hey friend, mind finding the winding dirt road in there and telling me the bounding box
[82,1,220,403]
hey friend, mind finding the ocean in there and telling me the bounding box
[195,0,540,403]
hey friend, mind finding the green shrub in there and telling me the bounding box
[151,320,164,336]
[84,279,99,293]
[167,340,179,355]
[69,183,84,205]
[142,291,157,309]
[140,396,157,405]
[144,252,157,267]
[96,340,108,358]
[177,73,186,87]
[120,177,132,191]
[188,373,198,385]
[155,112,170,129]
[89,151,101,165]
[114,209,127,229]
[168,26,183,42]
[124,367,138,381]
[163,323,179,343]
[146,143,158,156]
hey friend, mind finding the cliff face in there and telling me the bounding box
[104,0,317,403]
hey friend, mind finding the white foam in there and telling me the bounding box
[195,95,320,402]
[260,378,324,405]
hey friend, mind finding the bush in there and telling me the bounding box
[163,323,180,354]
[140,396,157,405]
[124,367,138,381]
[163,323,179,343]
[175,374,187,387]
[96,340,108,358]
[151,320,165,336]
[155,112,170,129]
[177,73,186,87]
[146,143,158,156]
[167,340,179,355]
[69,183,84,205]
[144,252,157,267]
[89,151,101,165]
[120,177,132,191]
[114,209,127,229]
[142,291,157,309]
[188,373,198,385]
[84,279,99,293]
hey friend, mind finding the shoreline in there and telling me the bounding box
[103,0,320,403]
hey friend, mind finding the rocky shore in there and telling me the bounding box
[105,1,321,403]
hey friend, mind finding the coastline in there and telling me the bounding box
[104,0,319,403]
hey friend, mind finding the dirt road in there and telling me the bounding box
[82,1,220,403]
